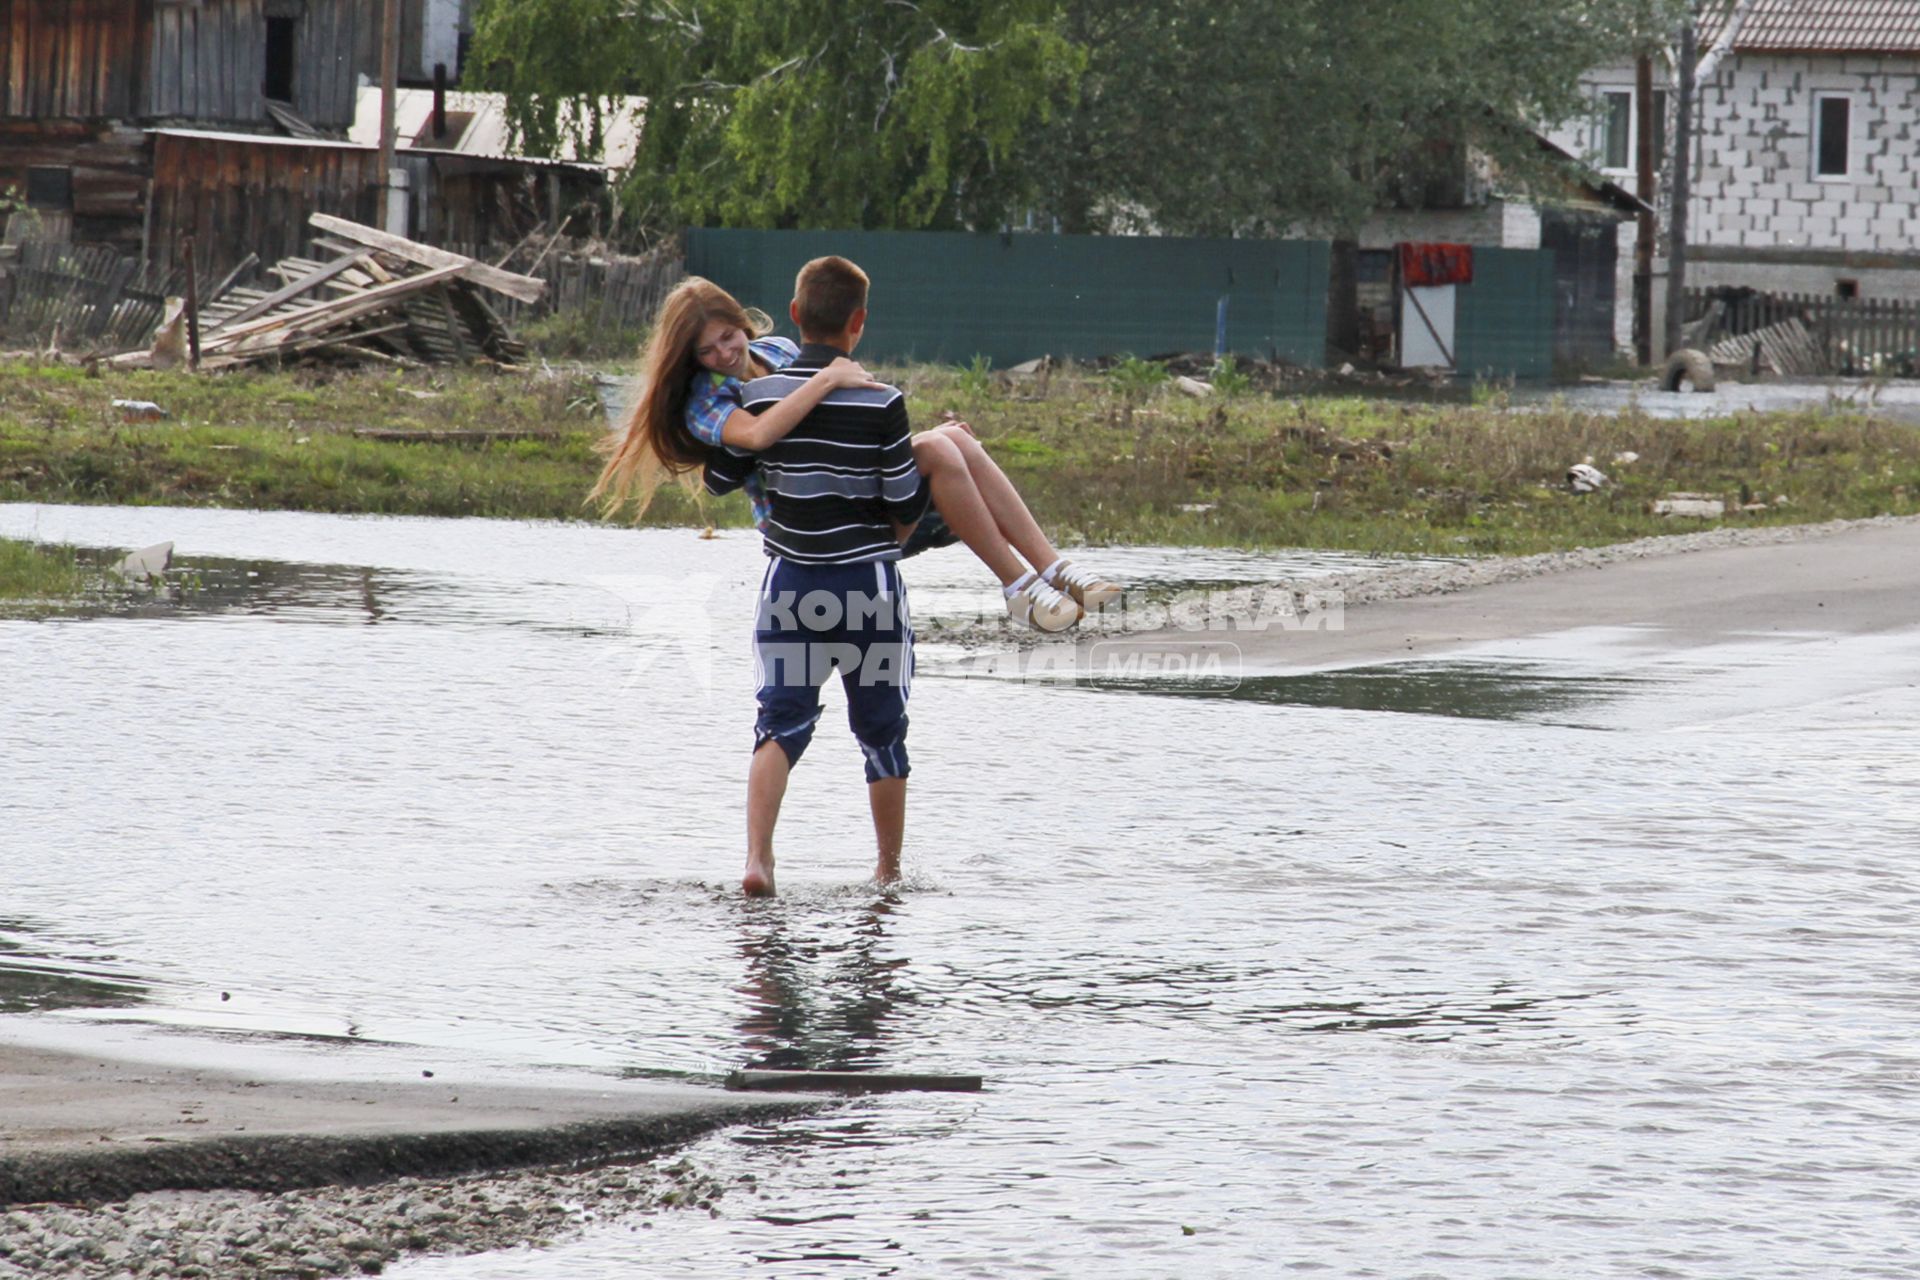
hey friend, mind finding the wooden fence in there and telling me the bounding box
[1,235,687,354]
[0,241,185,350]
[443,240,686,333]
[1685,287,1920,376]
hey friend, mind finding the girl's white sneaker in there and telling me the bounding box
[1048,560,1123,611]
[1006,578,1082,632]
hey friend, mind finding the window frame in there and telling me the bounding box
[1813,92,1855,180]
[1596,87,1669,176]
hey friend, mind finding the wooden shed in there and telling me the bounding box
[145,129,603,280]
[1,0,386,130]
[1,0,590,291]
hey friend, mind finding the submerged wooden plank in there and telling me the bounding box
[724,1069,983,1095]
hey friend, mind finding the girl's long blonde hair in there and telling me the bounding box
[588,277,773,519]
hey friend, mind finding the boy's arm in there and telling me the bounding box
[703,445,755,497]
[878,397,930,530]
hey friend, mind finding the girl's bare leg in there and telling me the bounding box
[931,424,1063,575]
[911,432,1027,586]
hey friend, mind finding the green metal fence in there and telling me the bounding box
[1453,247,1557,382]
[684,229,1331,370]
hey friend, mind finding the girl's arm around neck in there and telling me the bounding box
[719,357,883,451]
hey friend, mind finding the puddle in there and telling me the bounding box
[5,503,1919,1279]
[1510,378,1920,422]
[1087,658,1666,723]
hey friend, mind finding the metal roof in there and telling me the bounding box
[142,127,603,174]
[347,88,645,171]
[1700,0,1920,54]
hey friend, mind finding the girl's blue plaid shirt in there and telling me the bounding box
[683,335,797,529]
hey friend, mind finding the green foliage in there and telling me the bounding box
[518,310,647,362]
[0,537,88,604]
[471,0,1082,233]
[1209,356,1252,398]
[1107,355,1168,401]
[956,354,995,396]
[1034,0,1685,235]
[471,0,1682,237]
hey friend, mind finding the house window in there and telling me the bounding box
[264,17,297,101]
[1599,89,1669,173]
[1815,94,1852,177]
[25,166,72,210]
[1601,90,1632,169]
[1836,279,1859,299]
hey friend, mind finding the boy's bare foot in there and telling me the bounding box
[874,854,901,885]
[742,854,776,897]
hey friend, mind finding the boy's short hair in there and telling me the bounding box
[793,256,870,338]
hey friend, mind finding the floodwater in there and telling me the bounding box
[4,503,1919,1279]
[1512,377,1920,422]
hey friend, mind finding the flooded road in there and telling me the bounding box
[1513,376,1920,422]
[4,504,1918,1278]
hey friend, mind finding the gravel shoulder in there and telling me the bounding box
[1216,512,1920,671]
[925,514,1920,673]
[0,1035,812,1277]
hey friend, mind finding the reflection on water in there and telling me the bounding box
[0,918,149,1013]
[734,896,909,1073]
[1095,658,1667,723]
[5,503,1920,1279]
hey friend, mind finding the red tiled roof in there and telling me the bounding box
[1700,0,1920,54]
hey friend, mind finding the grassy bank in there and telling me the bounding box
[3,358,1918,555]
[890,364,1920,555]
[0,536,89,604]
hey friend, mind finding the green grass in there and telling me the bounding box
[0,536,90,604]
[3,358,1918,556]
[0,359,724,527]
[883,363,1920,556]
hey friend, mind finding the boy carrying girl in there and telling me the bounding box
[704,257,925,897]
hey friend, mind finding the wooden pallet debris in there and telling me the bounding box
[1707,316,1829,377]
[108,217,542,371]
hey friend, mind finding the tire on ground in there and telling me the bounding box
[1663,348,1716,393]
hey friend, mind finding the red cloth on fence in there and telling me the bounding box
[1399,242,1474,287]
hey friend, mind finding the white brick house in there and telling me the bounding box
[1547,0,1920,354]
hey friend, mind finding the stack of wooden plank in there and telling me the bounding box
[1707,316,1830,377]
[112,215,544,370]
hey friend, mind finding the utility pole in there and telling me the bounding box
[1663,18,1697,356]
[1633,51,1655,365]
[377,0,400,230]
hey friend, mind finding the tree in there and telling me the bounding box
[470,0,1082,234]
[1029,0,1684,239]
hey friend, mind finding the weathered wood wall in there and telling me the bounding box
[144,0,265,123]
[290,0,380,129]
[3,0,387,127]
[408,155,604,247]
[148,132,379,279]
[0,120,147,251]
[145,0,383,128]
[0,0,150,119]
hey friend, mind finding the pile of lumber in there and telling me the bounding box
[113,215,544,371]
[1707,316,1830,377]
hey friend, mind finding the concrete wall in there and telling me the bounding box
[1551,54,1920,253]
[1691,54,1919,255]
[1688,258,1920,302]
[1549,53,1920,353]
